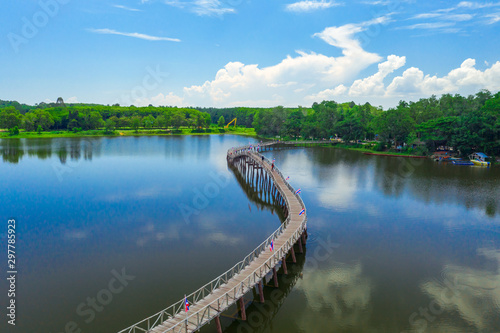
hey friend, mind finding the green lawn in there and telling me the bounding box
[0,126,257,139]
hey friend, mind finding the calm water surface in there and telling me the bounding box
[0,136,499,333]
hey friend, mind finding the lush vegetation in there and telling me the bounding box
[0,102,213,135]
[1,90,499,157]
[247,90,500,157]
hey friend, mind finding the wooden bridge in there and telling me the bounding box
[118,141,317,333]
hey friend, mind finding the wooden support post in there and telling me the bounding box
[298,237,304,254]
[238,298,246,321]
[258,281,265,303]
[273,267,279,287]
[290,246,296,263]
[302,232,307,245]
[282,256,288,275]
[215,315,222,333]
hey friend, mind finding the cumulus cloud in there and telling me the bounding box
[174,17,390,107]
[286,0,342,12]
[386,58,500,97]
[305,57,500,107]
[349,55,406,96]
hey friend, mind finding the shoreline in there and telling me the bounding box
[362,152,427,158]
[0,128,257,139]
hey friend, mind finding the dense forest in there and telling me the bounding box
[1,89,499,156]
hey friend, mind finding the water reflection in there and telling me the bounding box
[410,247,500,332]
[224,248,307,333]
[294,261,373,331]
[271,148,500,217]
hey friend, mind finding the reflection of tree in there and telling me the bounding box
[1,139,24,163]
[413,248,500,332]
[58,146,67,164]
[279,147,500,217]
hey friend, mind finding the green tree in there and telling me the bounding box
[88,111,104,130]
[131,116,142,132]
[143,115,155,129]
[32,110,55,130]
[375,107,415,146]
[0,107,22,129]
[217,116,225,128]
[282,110,304,138]
[171,111,185,129]
[23,112,37,131]
[104,119,116,133]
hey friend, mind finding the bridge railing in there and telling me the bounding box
[118,143,306,333]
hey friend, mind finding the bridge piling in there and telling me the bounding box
[238,298,247,321]
[215,316,222,333]
[258,281,265,303]
[282,257,288,275]
[273,267,279,288]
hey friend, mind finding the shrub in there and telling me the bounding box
[373,142,386,151]
[9,126,19,136]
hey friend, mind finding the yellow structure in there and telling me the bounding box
[225,118,237,128]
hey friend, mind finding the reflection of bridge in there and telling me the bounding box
[118,141,318,333]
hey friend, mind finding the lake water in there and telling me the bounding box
[1,136,499,333]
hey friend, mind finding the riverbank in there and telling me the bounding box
[302,142,429,158]
[0,127,257,139]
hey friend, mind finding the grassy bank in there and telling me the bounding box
[0,126,257,139]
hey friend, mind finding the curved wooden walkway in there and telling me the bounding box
[118,141,309,333]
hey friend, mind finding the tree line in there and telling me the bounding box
[0,103,212,133]
[1,90,499,156]
[249,90,500,157]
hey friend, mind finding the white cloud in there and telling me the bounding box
[165,0,235,16]
[401,22,455,30]
[349,54,406,96]
[457,1,500,9]
[362,0,391,5]
[485,12,500,23]
[166,17,391,107]
[386,58,500,97]
[147,92,185,107]
[305,85,348,101]
[286,0,341,12]
[113,4,141,12]
[304,57,500,108]
[66,96,79,103]
[88,28,181,42]
[444,13,475,21]
[411,13,442,19]
[132,17,393,107]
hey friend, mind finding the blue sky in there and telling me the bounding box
[1,0,500,108]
